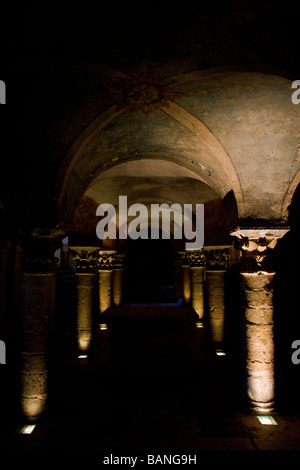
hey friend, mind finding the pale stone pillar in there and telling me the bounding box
[20,228,64,421]
[112,269,123,307]
[206,270,226,345]
[241,270,275,412]
[232,227,288,413]
[186,250,206,320]
[98,250,115,314]
[178,251,191,304]
[98,250,125,313]
[99,270,113,313]
[69,246,99,353]
[21,272,55,421]
[203,246,230,348]
[112,251,125,307]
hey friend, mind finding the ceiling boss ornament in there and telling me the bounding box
[108,66,185,115]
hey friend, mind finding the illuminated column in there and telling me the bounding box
[98,250,116,314]
[178,251,191,304]
[204,246,230,347]
[233,228,288,413]
[112,252,125,307]
[69,246,99,353]
[20,228,64,421]
[186,250,206,320]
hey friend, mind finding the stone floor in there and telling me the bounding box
[2,317,300,465]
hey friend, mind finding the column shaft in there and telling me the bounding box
[206,270,226,346]
[242,271,275,412]
[182,266,191,304]
[69,246,99,351]
[190,266,205,319]
[21,272,56,421]
[99,270,113,313]
[112,269,123,307]
[76,273,95,352]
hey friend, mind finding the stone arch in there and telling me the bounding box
[282,170,300,220]
[55,120,241,232]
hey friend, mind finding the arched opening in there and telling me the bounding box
[123,234,178,304]
[274,182,300,412]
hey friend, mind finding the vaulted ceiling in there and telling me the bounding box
[2,0,300,236]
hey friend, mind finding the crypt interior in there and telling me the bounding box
[1,0,300,457]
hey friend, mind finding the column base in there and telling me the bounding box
[249,400,275,414]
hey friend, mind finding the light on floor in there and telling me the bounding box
[99,323,108,330]
[16,424,36,435]
[78,354,88,359]
[216,350,226,356]
[257,415,278,425]
[195,321,203,328]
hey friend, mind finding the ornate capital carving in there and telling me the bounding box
[98,250,125,270]
[21,227,66,273]
[234,236,278,272]
[230,227,288,273]
[69,246,99,273]
[203,246,230,270]
[184,249,206,268]
[178,251,190,267]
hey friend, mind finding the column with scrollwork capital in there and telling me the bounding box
[232,227,288,412]
[20,226,65,421]
[69,246,99,353]
[185,250,206,321]
[178,251,191,304]
[203,246,231,348]
[112,252,125,307]
[98,250,116,314]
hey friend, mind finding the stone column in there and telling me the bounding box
[20,227,64,421]
[232,228,288,413]
[69,246,99,353]
[98,250,125,314]
[186,250,206,321]
[203,246,230,348]
[112,252,125,307]
[178,251,191,304]
[98,250,116,314]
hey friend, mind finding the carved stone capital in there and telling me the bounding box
[184,249,206,268]
[231,229,288,273]
[178,251,190,267]
[21,227,66,273]
[203,245,230,270]
[98,250,125,270]
[69,246,99,273]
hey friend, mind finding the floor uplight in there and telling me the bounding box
[257,416,278,425]
[216,350,226,356]
[78,354,88,359]
[99,324,108,330]
[16,424,36,435]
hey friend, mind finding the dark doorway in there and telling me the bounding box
[123,235,177,304]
